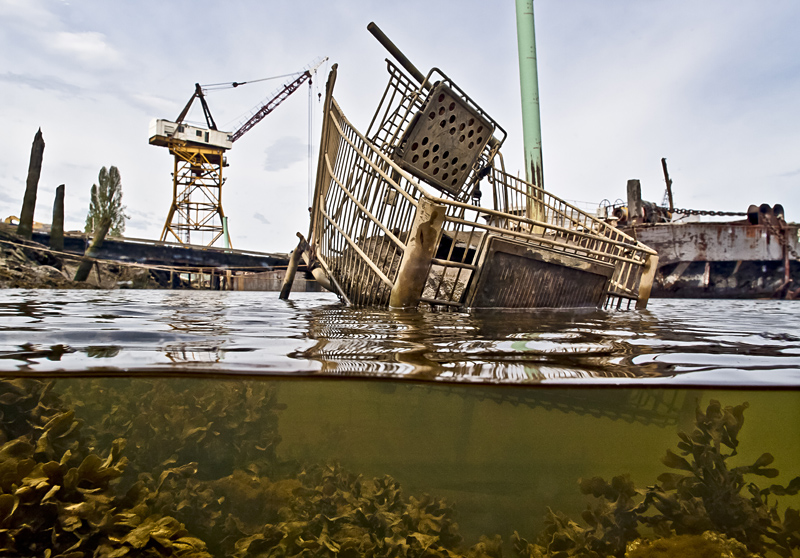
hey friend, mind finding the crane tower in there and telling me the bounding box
[148,58,326,247]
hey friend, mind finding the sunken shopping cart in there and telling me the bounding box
[283,24,658,311]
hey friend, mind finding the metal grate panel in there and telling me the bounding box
[394,83,493,197]
[465,237,614,308]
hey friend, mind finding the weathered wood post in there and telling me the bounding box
[279,247,303,299]
[18,129,45,240]
[626,179,643,225]
[50,184,65,252]
[74,216,111,282]
[389,197,446,309]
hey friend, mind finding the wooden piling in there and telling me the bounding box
[280,235,307,300]
[661,158,674,212]
[50,184,65,252]
[18,129,45,240]
[626,179,643,225]
[74,217,111,282]
[635,252,659,310]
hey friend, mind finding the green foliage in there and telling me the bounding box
[84,165,128,236]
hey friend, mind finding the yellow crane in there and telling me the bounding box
[149,58,326,247]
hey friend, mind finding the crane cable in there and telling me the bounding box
[308,79,313,207]
[200,71,305,92]
[307,58,328,207]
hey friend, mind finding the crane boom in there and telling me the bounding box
[230,71,310,143]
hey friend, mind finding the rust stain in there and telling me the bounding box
[693,231,708,261]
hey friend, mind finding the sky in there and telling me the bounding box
[1,0,798,254]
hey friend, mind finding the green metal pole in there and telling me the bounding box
[516,0,545,219]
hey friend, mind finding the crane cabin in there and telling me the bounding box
[148,119,233,150]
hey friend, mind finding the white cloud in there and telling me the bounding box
[126,92,182,116]
[253,212,271,225]
[1,0,799,252]
[0,0,58,27]
[49,31,122,68]
[1,0,123,71]
[263,137,308,172]
[0,72,82,95]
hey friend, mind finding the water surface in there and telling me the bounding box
[0,289,798,384]
[2,290,800,556]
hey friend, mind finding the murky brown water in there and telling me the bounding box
[1,290,799,556]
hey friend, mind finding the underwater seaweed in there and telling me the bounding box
[228,462,477,558]
[59,379,288,482]
[624,532,757,558]
[0,378,212,557]
[18,379,506,558]
[130,458,500,558]
[11,377,797,558]
[641,400,800,556]
[512,400,800,558]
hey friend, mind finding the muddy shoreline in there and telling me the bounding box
[0,226,164,289]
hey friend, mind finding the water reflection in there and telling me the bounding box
[0,290,798,383]
[294,305,683,381]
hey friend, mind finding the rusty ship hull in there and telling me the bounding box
[628,221,800,299]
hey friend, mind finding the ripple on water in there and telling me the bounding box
[0,290,798,385]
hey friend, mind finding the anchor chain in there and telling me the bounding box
[671,208,747,217]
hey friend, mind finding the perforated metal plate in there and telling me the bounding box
[464,236,615,309]
[394,82,493,197]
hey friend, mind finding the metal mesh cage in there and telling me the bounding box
[308,64,657,310]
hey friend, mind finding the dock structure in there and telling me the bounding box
[25,230,301,290]
[31,231,287,271]
[630,220,800,299]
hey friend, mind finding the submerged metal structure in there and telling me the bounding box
[285,24,657,310]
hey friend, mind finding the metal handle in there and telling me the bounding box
[367,22,430,90]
